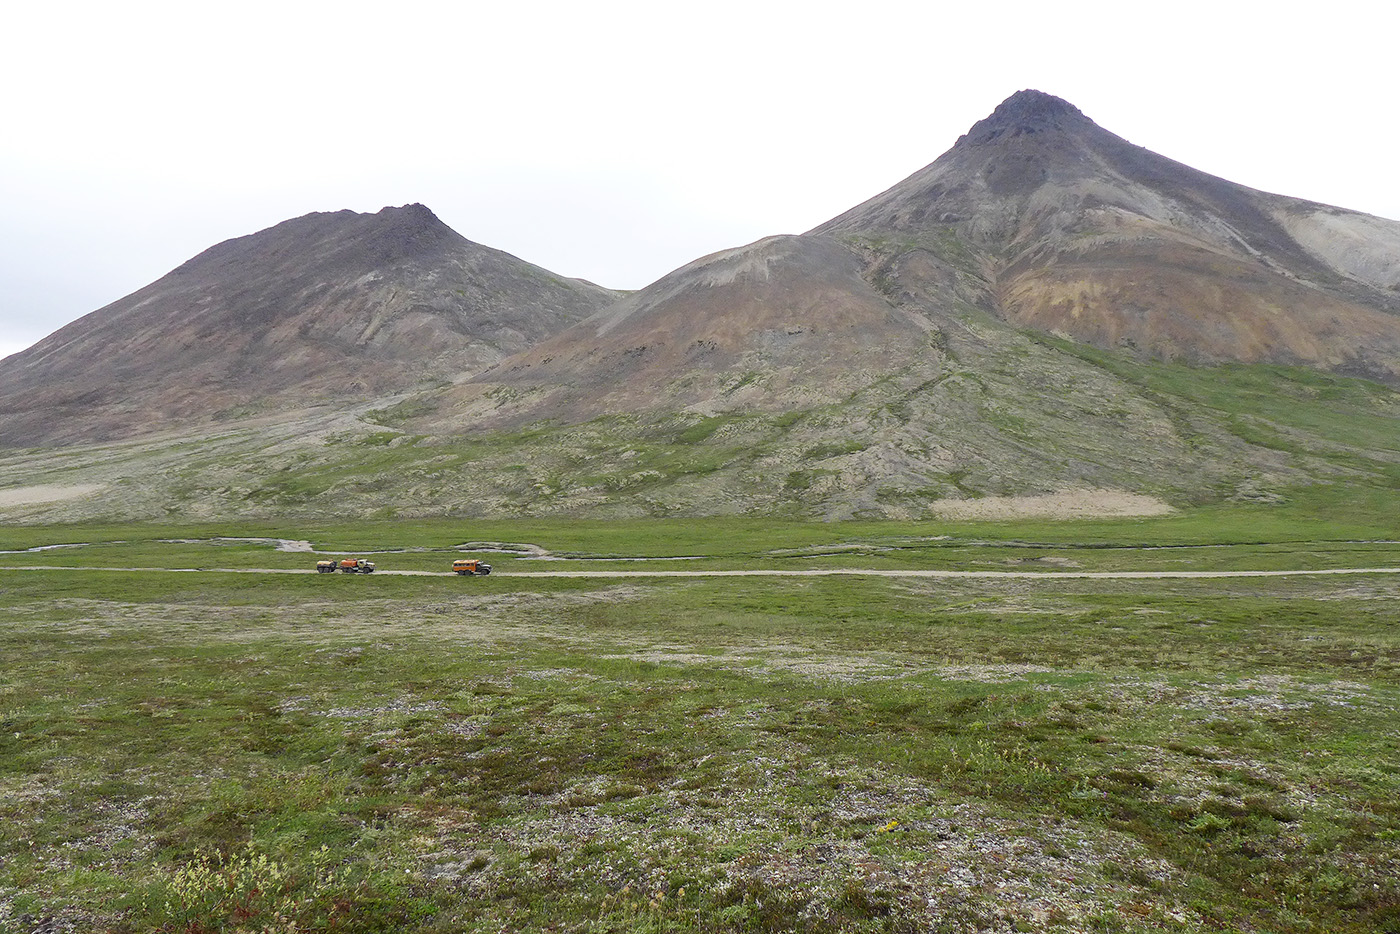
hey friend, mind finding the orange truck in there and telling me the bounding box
[452,559,492,576]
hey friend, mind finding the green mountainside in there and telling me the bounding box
[3,321,1397,523]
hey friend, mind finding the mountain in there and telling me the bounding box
[816,90,1400,379]
[3,92,1400,523]
[0,204,618,445]
[362,89,1400,519]
[454,90,1400,434]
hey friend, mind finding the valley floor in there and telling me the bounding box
[1,522,1397,933]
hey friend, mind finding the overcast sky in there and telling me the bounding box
[3,0,1397,360]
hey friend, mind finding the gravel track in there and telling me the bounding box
[3,566,1400,580]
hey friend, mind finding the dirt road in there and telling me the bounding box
[3,565,1400,580]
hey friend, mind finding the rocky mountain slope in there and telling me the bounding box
[450,90,1400,437]
[0,204,617,445]
[817,90,1400,378]
[359,89,1399,518]
[460,234,922,425]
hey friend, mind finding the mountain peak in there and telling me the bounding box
[370,202,452,236]
[957,89,1092,147]
[378,202,439,223]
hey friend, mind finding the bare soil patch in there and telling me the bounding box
[0,484,105,510]
[929,488,1173,520]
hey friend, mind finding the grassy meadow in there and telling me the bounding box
[1,508,1398,932]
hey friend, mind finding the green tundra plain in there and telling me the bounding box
[2,498,1398,934]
